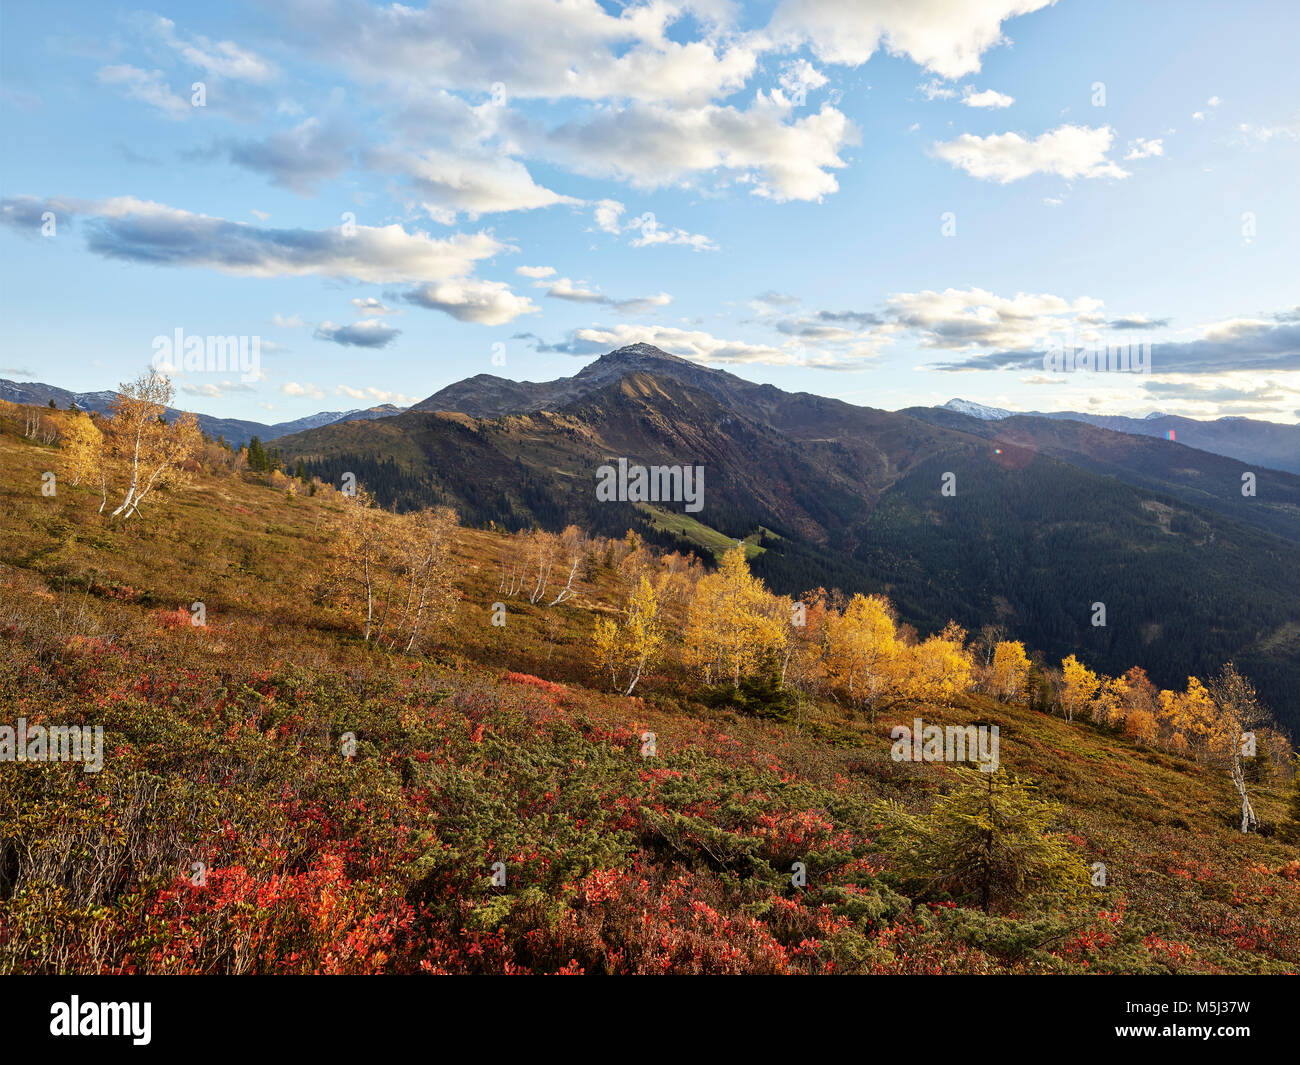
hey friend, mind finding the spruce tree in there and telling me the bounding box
[877,769,1090,912]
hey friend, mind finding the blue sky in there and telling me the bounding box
[3,0,1299,424]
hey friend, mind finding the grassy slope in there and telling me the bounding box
[0,424,1297,974]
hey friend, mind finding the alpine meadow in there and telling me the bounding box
[2,0,1299,1039]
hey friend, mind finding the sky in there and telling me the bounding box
[2,0,1299,425]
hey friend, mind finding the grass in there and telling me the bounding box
[636,503,768,560]
[0,414,1297,974]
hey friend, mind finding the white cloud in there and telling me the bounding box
[96,65,190,119]
[886,286,1106,350]
[917,79,959,101]
[962,87,1014,108]
[295,0,758,105]
[541,95,857,202]
[778,58,828,101]
[371,146,580,222]
[351,297,395,316]
[628,221,719,251]
[933,124,1129,182]
[336,384,415,405]
[593,199,626,234]
[558,323,795,365]
[1237,117,1300,145]
[772,0,1054,79]
[919,80,1013,107]
[403,279,539,325]
[1124,136,1164,160]
[180,382,227,398]
[283,381,326,399]
[516,265,557,279]
[150,15,277,82]
[544,277,672,313]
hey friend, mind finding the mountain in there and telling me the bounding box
[937,396,1300,475]
[1030,410,1300,475]
[940,398,1012,420]
[0,377,404,446]
[275,345,1300,734]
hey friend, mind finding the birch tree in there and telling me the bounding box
[105,370,201,519]
[1207,663,1269,833]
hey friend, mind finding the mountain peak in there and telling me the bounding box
[587,343,697,368]
[940,398,1012,420]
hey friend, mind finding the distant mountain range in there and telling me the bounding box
[251,343,1300,734]
[0,378,403,446]
[9,369,1297,476]
[8,348,1300,727]
[939,397,1300,475]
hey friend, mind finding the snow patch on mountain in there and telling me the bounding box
[940,398,1013,420]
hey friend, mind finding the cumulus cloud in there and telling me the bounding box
[314,319,402,347]
[772,0,1054,79]
[516,265,557,279]
[887,287,1106,351]
[933,124,1129,182]
[403,279,539,325]
[369,146,580,222]
[288,0,758,105]
[283,381,326,399]
[962,87,1014,108]
[593,199,626,234]
[538,96,857,202]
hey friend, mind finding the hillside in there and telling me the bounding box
[0,377,403,447]
[274,346,1300,736]
[1,402,1298,975]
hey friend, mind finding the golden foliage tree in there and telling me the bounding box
[1158,677,1216,757]
[1058,654,1100,723]
[907,622,974,705]
[105,369,201,520]
[591,575,665,695]
[823,593,902,716]
[989,640,1030,704]
[682,546,785,687]
[59,410,103,489]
